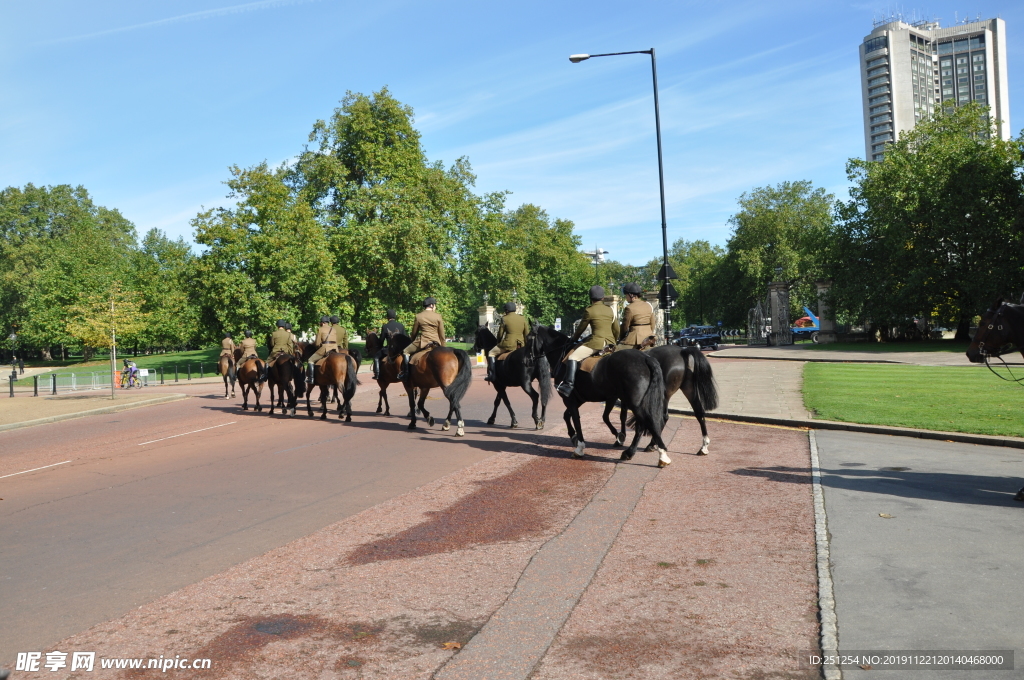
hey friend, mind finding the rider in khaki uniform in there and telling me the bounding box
[330,315,349,351]
[220,333,236,359]
[397,297,445,380]
[265,320,296,380]
[486,302,528,382]
[557,285,620,397]
[306,316,340,384]
[616,282,655,350]
[239,330,259,360]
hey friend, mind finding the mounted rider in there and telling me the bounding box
[486,301,527,382]
[220,333,236,361]
[306,315,343,384]
[556,285,619,398]
[372,309,406,380]
[396,297,445,380]
[616,282,655,350]
[239,330,259,361]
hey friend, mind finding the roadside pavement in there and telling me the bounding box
[0,391,188,429]
[813,430,1024,678]
[709,344,992,367]
[669,357,812,420]
[17,405,820,679]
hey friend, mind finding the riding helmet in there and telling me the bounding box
[387,309,397,319]
[623,282,643,296]
[329,315,339,324]
[589,285,605,301]
[320,315,330,324]
[284,322,293,330]
[504,302,517,313]
[244,330,253,338]
[423,297,437,307]
[277,319,287,327]
[224,332,232,339]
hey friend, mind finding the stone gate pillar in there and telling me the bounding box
[767,281,793,346]
[815,280,837,344]
[477,305,495,329]
[644,291,665,345]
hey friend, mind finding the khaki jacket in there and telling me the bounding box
[572,302,619,351]
[619,299,655,347]
[496,312,528,352]
[220,338,236,357]
[409,310,446,351]
[239,338,259,357]
[270,328,295,356]
[315,323,335,349]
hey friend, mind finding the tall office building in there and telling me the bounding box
[859,17,1010,161]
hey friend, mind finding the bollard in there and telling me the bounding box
[51,373,57,395]
[8,375,13,398]
[33,374,38,397]
[187,363,191,381]
[198,362,203,378]
[175,365,179,383]
[160,366,165,385]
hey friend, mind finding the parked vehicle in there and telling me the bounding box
[791,306,821,343]
[674,325,721,350]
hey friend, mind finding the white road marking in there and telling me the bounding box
[138,422,236,446]
[0,460,72,480]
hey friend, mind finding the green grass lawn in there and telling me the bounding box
[796,340,969,353]
[803,363,1024,437]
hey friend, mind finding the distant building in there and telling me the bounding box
[859,16,1010,161]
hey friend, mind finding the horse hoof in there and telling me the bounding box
[456,427,465,437]
[616,434,627,447]
[619,451,635,461]
[376,407,382,414]
[644,444,656,452]
[536,421,544,430]
[242,406,248,411]
[442,422,450,431]
[407,422,416,430]
[320,414,327,421]
[486,417,495,426]
[572,441,585,459]
[428,416,435,427]
[658,458,671,468]
[346,416,352,422]
[696,449,709,456]
[658,449,672,467]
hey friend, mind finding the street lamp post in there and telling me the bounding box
[570,48,677,344]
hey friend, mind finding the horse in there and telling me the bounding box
[470,325,550,430]
[606,345,718,456]
[390,334,473,436]
[266,351,304,416]
[299,343,361,421]
[218,351,236,399]
[235,352,266,412]
[529,324,671,466]
[967,298,1024,502]
[365,331,406,417]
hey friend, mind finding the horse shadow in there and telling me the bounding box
[728,465,1022,508]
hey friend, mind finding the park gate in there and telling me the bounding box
[747,300,768,346]
[768,284,792,346]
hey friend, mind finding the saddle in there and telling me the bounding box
[409,342,441,368]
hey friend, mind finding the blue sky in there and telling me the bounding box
[3,0,1022,265]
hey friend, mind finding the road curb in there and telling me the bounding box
[668,407,1024,451]
[809,431,842,680]
[0,394,189,433]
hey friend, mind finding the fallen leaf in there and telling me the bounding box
[879,513,893,519]
[441,642,461,650]
[859,663,873,670]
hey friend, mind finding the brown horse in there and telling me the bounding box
[218,352,236,399]
[365,331,405,417]
[391,334,473,436]
[267,353,304,416]
[235,354,265,411]
[299,344,361,421]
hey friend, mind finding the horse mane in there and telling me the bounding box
[474,325,498,352]
[389,333,412,355]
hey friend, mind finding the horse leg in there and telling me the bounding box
[500,387,517,429]
[487,392,501,426]
[319,385,328,420]
[254,382,263,412]
[268,380,276,415]
[442,403,453,431]
[381,384,391,416]
[621,429,642,461]
[683,380,710,456]
[241,383,249,411]
[376,388,384,414]
[419,388,434,427]
[603,401,624,446]
[563,407,576,444]
[406,385,418,430]
[452,397,465,437]
[570,404,586,458]
[522,380,541,430]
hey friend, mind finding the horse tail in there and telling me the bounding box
[347,347,362,367]
[256,358,268,383]
[537,355,551,405]
[627,353,667,438]
[687,347,718,411]
[345,354,361,391]
[441,348,473,404]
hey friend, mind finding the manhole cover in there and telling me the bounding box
[881,466,911,472]
[839,463,865,467]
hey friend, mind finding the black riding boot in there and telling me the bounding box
[485,356,495,382]
[372,356,380,380]
[259,360,268,383]
[306,362,315,384]
[396,354,410,380]
[557,360,579,398]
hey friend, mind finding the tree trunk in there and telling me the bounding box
[40,347,53,361]
[954,315,972,342]
[82,346,95,361]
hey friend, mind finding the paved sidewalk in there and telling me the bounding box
[0,392,188,429]
[33,408,820,679]
[670,357,811,420]
[710,344,989,367]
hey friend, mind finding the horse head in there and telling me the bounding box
[388,333,412,358]
[472,325,497,353]
[365,331,381,356]
[967,298,1023,363]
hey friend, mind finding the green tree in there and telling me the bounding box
[132,229,200,351]
[716,181,834,326]
[66,281,150,357]
[829,103,1024,339]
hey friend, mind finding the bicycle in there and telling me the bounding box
[119,369,143,389]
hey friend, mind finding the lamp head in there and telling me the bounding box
[569,54,590,63]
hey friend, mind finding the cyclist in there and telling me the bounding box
[122,358,139,387]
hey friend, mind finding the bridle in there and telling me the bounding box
[977,306,1024,384]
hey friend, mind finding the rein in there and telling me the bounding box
[983,352,1024,384]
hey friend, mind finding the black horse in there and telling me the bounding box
[967,298,1024,502]
[607,344,719,456]
[530,324,671,465]
[471,326,551,430]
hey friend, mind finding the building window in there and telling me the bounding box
[868,66,888,77]
[938,42,953,55]
[957,57,968,65]
[868,76,888,86]
[864,36,888,54]
[869,95,890,105]
[970,35,985,49]
[870,104,891,114]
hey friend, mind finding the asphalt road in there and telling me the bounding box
[815,430,1024,678]
[0,371,550,664]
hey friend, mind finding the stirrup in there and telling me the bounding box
[556,381,574,398]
